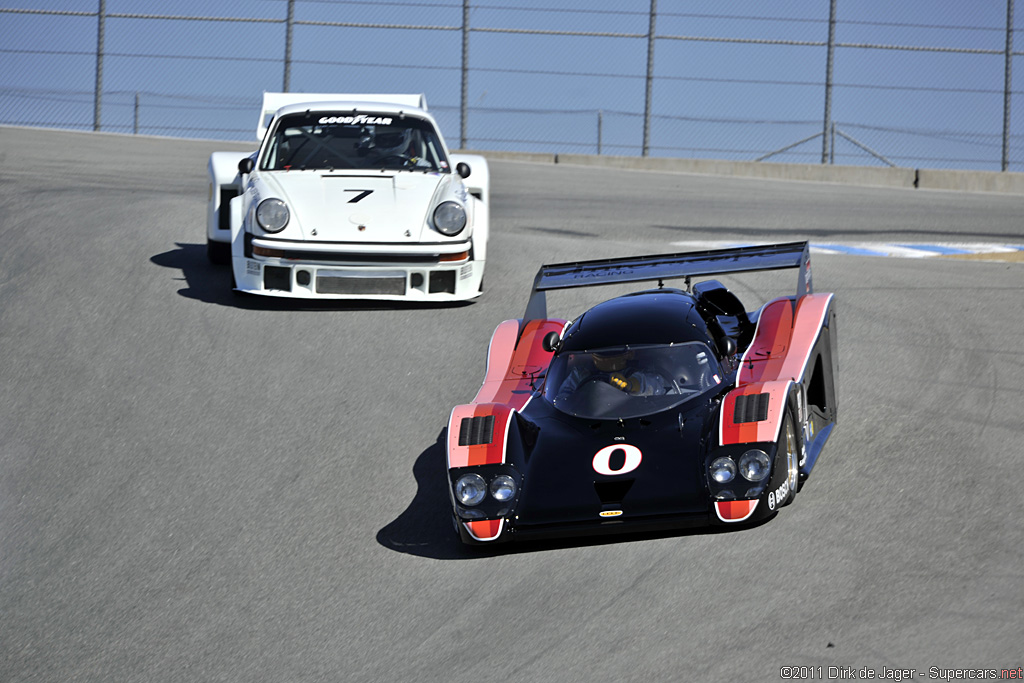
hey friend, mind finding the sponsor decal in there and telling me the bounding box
[246,260,260,276]
[459,263,473,280]
[318,115,393,126]
[592,444,642,476]
[571,266,635,281]
[767,480,790,510]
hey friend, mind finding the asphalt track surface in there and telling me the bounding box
[1,127,1022,682]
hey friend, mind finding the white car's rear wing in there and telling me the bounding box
[256,92,428,140]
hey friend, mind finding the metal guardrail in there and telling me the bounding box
[1,1,1020,171]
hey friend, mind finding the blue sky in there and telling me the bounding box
[1,0,1020,170]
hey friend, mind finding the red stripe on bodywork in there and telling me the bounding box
[738,298,792,386]
[721,293,833,446]
[464,519,503,541]
[448,319,564,469]
[447,318,566,544]
[472,318,566,410]
[715,499,759,522]
[775,294,833,382]
[474,320,520,403]
[447,403,513,469]
[739,294,832,387]
[719,380,791,445]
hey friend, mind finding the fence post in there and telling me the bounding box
[283,0,295,91]
[133,92,139,134]
[460,0,470,149]
[821,0,837,163]
[642,0,657,157]
[1003,0,1014,171]
[93,0,106,131]
[597,110,603,155]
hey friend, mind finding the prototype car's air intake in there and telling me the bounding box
[734,392,770,423]
[458,415,495,446]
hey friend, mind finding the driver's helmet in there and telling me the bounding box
[593,350,632,373]
[367,127,412,158]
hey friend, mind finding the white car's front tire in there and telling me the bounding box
[207,238,230,265]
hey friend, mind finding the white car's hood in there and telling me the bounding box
[261,171,457,243]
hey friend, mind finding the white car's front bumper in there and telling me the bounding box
[231,234,484,301]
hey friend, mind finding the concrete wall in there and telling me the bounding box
[458,149,1024,194]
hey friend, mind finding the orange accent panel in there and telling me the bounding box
[715,499,758,522]
[465,519,503,541]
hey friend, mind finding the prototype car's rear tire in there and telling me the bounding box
[207,238,230,265]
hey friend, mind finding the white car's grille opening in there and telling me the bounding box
[315,272,406,296]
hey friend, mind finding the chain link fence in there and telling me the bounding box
[1,0,1021,171]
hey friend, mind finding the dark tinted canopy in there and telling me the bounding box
[558,290,716,353]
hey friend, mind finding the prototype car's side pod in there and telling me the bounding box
[446,242,837,544]
[713,292,837,523]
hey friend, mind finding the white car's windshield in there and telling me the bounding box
[543,342,723,420]
[260,111,450,172]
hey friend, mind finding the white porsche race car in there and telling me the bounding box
[207,93,489,301]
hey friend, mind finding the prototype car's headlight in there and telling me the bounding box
[489,475,517,502]
[454,473,487,506]
[739,449,771,482]
[433,201,467,236]
[709,457,736,484]
[256,198,289,233]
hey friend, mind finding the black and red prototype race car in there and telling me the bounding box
[446,242,837,544]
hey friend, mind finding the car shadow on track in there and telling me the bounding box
[377,429,771,560]
[150,242,475,311]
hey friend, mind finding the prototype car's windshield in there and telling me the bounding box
[260,111,450,172]
[543,342,723,420]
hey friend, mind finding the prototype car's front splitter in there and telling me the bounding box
[483,512,715,544]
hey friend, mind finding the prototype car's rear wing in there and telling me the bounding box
[256,92,428,140]
[524,242,812,322]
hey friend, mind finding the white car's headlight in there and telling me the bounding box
[433,201,467,236]
[454,473,487,506]
[709,457,736,484]
[256,198,289,233]
[489,475,517,502]
[739,449,771,482]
